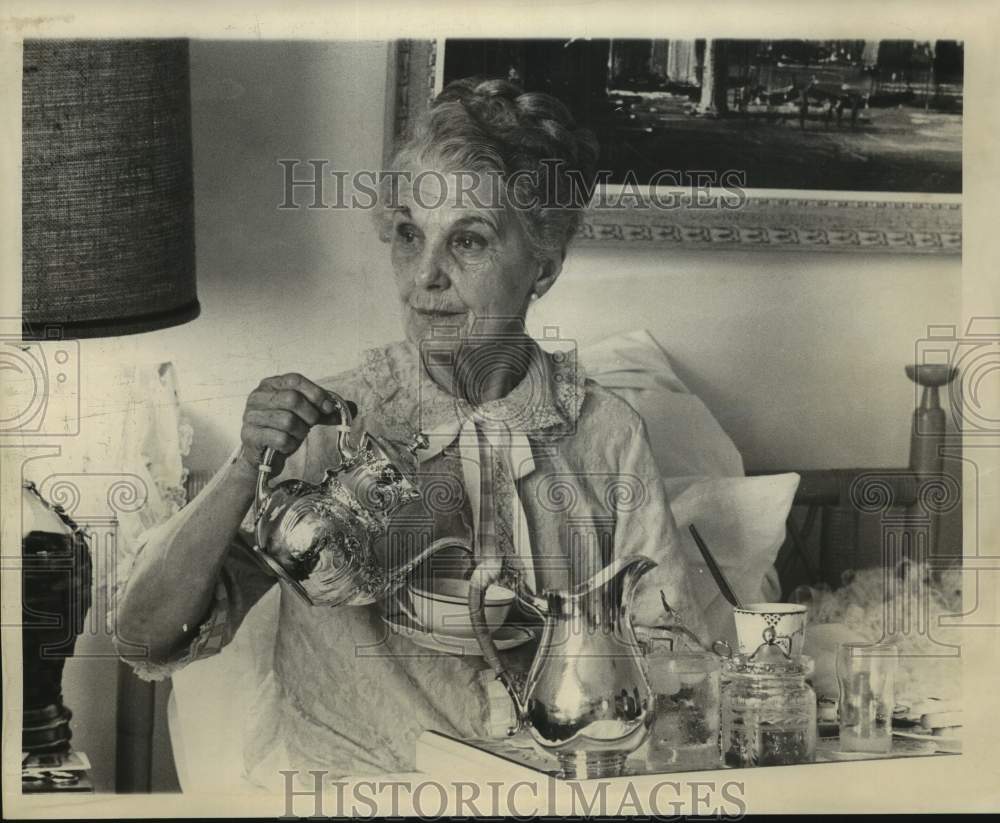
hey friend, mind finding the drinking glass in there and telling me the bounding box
[644,650,721,770]
[836,641,898,753]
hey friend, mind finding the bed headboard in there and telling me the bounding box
[753,363,962,597]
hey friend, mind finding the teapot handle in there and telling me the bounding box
[322,390,358,464]
[253,390,357,546]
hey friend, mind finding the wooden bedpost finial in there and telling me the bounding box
[904,363,959,483]
[905,364,959,411]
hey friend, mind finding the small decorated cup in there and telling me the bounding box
[732,602,808,658]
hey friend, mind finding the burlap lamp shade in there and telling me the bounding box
[22,39,199,338]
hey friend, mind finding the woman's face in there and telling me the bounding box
[389,165,552,345]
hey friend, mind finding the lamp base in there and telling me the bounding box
[21,482,92,757]
[22,702,74,754]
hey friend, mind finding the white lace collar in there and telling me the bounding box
[359,338,588,442]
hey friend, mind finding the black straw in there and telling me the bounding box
[688,523,744,610]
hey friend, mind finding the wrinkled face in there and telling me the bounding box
[389,165,542,346]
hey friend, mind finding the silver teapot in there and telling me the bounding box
[251,391,469,607]
[468,554,657,778]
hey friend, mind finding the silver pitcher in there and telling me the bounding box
[468,554,657,778]
[252,391,470,607]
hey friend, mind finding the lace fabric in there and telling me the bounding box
[357,339,587,437]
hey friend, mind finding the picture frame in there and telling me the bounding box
[385,39,962,255]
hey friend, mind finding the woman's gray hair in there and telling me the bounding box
[376,77,600,261]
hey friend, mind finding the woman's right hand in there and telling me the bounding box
[239,373,358,476]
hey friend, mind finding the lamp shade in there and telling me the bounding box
[22,39,198,338]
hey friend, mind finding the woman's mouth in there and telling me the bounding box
[411,306,465,318]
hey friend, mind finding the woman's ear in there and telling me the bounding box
[532,255,563,300]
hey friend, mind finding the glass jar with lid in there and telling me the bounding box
[721,647,817,768]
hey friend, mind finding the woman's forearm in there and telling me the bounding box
[116,372,339,664]
[115,452,260,663]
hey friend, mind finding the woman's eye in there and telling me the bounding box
[452,233,487,252]
[395,224,420,245]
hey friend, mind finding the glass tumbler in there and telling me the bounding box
[644,650,722,771]
[836,641,898,753]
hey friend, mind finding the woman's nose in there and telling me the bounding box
[414,247,451,290]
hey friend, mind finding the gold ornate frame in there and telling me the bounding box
[385,40,962,255]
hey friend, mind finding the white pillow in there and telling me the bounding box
[581,330,745,478]
[656,473,800,647]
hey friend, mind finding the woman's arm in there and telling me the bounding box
[612,413,710,645]
[114,372,348,666]
[114,450,262,665]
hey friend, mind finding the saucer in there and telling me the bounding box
[383,612,534,656]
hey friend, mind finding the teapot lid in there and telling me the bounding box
[351,428,427,478]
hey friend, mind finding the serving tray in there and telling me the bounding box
[415,729,956,783]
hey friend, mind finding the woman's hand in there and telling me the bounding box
[239,373,357,476]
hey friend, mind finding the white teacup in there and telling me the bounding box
[406,578,514,638]
[732,602,808,658]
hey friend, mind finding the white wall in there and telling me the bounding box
[529,247,960,470]
[59,40,960,791]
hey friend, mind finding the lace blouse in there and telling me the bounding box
[109,338,706,785]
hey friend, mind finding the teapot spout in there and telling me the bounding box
[383,536,472,594]
[619,554,658,614]
[577,554,657,602]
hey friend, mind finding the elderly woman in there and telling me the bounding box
[112,78,707,785]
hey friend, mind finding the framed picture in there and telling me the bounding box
[386,38,962,254]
